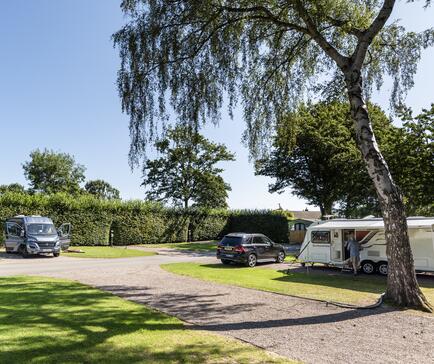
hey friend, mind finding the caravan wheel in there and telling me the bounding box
[361,261,375,275]
[377,262,388,276]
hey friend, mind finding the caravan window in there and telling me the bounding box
[311,231,330,244]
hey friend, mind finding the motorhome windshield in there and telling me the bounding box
[27,223,57,235]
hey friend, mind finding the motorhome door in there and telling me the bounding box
[330,229,343,261]
[342,229,355,261]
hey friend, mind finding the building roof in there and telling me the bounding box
[310,217,434,230]
[290,210,321,220]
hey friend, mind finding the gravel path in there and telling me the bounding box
[1,251,433,364]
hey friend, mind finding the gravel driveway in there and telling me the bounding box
[1,250,433,364]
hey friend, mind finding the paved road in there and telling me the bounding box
[1,251,433,364]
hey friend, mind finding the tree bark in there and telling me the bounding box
[344,69,432,312]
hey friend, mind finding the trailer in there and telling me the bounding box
[298,217,434,275]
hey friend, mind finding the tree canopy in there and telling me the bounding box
[388,104,434,216]
[84,179,121,200]
[0,183,26,195]
[114,0,433,164]
[255,101,393,217]
[23,149,86,195]
[142,125,235,208]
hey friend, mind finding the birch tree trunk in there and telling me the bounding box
[344,69,432,312]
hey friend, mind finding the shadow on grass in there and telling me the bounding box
[0,277,269,364]
[196,263,434,295]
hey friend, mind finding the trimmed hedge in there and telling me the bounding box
[0,193,290,245]
[222,210,291,243]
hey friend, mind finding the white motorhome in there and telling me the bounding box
[298,217,434,275]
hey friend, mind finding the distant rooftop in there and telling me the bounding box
[290,211,321,220]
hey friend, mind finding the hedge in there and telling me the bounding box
[0,193,290,245]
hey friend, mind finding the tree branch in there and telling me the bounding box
[219,5,309,34]
[352,0,396,70]
[293,0,348,68]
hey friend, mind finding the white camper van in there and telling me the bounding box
[298,217,434,275]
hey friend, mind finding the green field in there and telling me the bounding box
[0,276,292,364]
[143,241,218,252]
[63,246,156,259]
[162,263,434,306]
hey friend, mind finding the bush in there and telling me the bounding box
[223,210,290,243]
[0,193,290,245]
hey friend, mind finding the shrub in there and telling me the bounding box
[223,210,290,243]
[0,193,290,245]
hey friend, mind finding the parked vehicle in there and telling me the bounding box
[298,217,434,275]
[217,233,286,267]
[3,215,71,258]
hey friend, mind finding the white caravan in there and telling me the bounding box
[298,217,434,275]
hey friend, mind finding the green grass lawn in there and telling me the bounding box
[0,276,292,364]
[63,246,156,259]
[143,241,218,252]
[162,263,434,306]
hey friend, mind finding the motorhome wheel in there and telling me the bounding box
[19,245,30,258]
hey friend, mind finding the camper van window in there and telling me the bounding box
[312,231,330,244]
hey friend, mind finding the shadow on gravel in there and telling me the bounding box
[0,251,53,260]
[97,284,258,321]
[193,306,390,332]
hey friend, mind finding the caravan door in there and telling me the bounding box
[330,229,343,262]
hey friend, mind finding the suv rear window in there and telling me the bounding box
[220,236,243,246]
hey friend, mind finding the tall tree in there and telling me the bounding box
[255,101,392,217]
[85,179,121,200]
[114,1,434,310]
[142,125,234,208]
[23,149,86,195]
[0,183,27,195]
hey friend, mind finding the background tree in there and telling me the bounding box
[114,1,434,310]
[256,101,392,217]
[386,105,434,216]
[84,179,121,200]
[0,183,27,195]
[142,125,235,208]
[23,149,86,195]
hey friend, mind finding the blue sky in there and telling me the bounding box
[0,1,433,210]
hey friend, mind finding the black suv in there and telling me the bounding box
[217,233,286,267]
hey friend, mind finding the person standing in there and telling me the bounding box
[346,233,361,276]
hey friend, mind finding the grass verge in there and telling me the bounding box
[161,263,434,306]
[142,241,217,252]
[63,246,156,259]
[0,276,292,364]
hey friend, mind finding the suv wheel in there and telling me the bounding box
[276,251,285,263]
[245,253,257,267]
